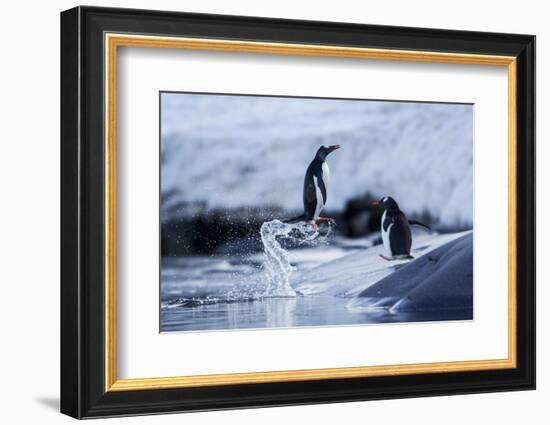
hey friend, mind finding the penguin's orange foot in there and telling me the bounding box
[309,220,319,231]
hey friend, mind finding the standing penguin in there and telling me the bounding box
[372,196,430,260]
[285,145,340,230]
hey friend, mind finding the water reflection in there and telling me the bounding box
[265,297,297,328]
[160,295,471,333]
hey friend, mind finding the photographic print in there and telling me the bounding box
[61,9,535,417]
[160,92,474,333]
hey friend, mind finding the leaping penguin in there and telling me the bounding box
[285,145,340,230]
[371,196,431,261]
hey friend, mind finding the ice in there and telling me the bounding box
[347,233,473,313]
[160,230,473,331]
[293,231,469,298]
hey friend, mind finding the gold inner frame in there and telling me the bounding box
[104,33,517,392]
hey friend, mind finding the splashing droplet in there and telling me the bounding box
[260,219,332,297]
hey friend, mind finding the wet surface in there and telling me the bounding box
[160,294,472,333]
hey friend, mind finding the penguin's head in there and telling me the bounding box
[372,196,400,212]
[315,145,340,161]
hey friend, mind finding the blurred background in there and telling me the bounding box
[161,92,473,257]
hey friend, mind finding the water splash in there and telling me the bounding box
[260,219,332,297]
[162,219,333,308]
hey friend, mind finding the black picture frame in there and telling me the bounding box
[61,5,535,419]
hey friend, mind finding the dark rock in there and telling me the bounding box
[161,206,284,255]
[341,195,382,237]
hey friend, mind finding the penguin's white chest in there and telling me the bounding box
[381,210,393,255]
[321,161,330,190]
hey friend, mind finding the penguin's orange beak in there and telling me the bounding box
[327,145,341,153]
[371,200,381,206]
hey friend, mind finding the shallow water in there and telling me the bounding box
[160,224,472,333]
[160,295,471,332]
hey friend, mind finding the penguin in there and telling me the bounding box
[285,145,340,230]
[371,196,431,261]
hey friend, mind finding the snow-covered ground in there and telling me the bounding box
[161,93,473,228]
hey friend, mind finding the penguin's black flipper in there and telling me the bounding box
[302,182,318,220]
[408,220,431,231]
[389,215,412,256]
[305,182,316,203]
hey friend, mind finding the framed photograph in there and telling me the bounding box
[60,6,535,419]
